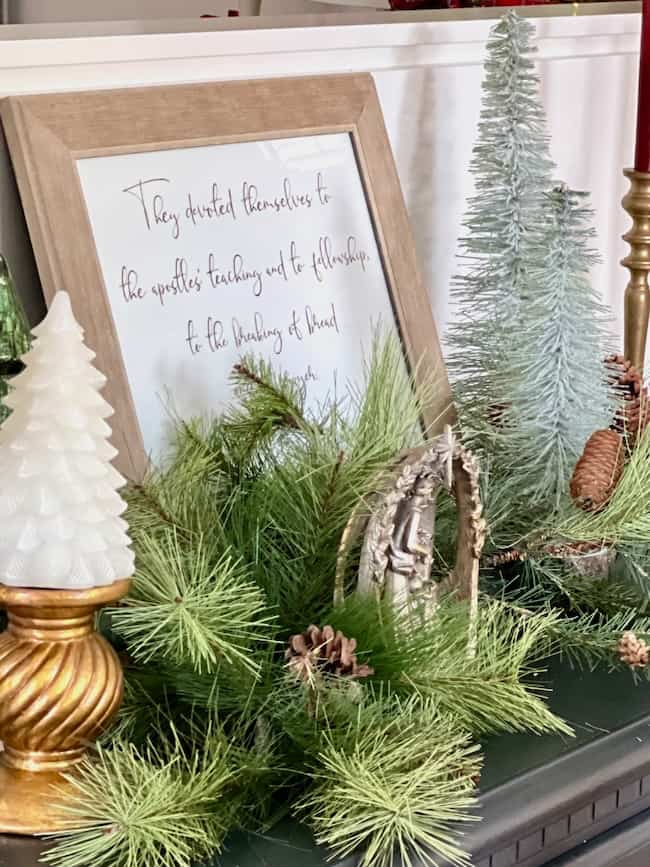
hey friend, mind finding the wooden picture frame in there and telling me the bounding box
[2,73,452,481]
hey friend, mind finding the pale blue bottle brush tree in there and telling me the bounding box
[500,185,612,512]
[448,11,611,517]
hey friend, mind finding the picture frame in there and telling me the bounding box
[2,73,452,481]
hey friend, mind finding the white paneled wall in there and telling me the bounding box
[0,9,641,350]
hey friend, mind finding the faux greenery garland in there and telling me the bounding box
[40,338,577,867]
[38,335,650,867]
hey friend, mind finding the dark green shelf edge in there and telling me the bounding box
[546,806,650,866]
[209,719,650,867]
[3,659,650,867]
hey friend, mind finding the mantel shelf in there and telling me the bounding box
[3,659,650,867]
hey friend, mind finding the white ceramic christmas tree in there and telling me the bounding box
[0,291,134,589]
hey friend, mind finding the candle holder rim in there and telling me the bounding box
[0,578,131,608]
[624,167,650,178]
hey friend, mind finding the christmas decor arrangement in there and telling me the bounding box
[5,11,650,867]
[0,255,30,424]
[0,291,133,833]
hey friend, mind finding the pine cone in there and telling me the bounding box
[605,354,650,448]
[286,625,374,682]
[484,548,528,568]
[570,429,624,511]
[617,631,649,669]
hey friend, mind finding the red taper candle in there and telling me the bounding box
[635,0,650,172]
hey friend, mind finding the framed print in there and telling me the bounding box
[2,73,452,480]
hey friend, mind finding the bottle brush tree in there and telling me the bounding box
[500,185,612,512]
[447,11,554,440]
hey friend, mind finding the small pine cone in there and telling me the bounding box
[617,631,649,669]
[484,548,528,568]
[570,429,624,512]
[286,625,374,682]
[605,354,650,447]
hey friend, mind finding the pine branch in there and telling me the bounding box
[233,363,303,430]
[346,330,441,454]
[124,422,228,543]
[101,668,170,745]
[42,726,237,867]
[226,356,322,458]
[559,574,643,616]
[483,592,650,676]
[127,482,178,532]
[552,609,650,674]
[110,530,275,675]
[402,600,572,737]
[168,647,277,717]
[223,333,441,637]
[325,594,571,737]
[297,698,480,867]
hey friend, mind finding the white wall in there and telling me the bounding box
[0,8,641,350]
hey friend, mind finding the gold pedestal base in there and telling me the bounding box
[0,579,131,835]
[0,764,76,835]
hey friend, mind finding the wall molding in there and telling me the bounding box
[0,8,640,95]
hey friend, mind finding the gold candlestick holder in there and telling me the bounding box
[0,578,130,834]
[622,168,650,372]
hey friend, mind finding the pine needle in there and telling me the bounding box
[42,730,235,867]
[111,530,274,675]
[298,698,480,867]
[326,595,571,737]
[400,601,572,736]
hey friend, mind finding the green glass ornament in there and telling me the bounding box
[0,255,31,423]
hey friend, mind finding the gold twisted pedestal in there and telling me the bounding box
[622,169,650,372]
[0,579,130,834]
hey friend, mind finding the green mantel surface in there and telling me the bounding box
[2,658,650,867]
[211,657,650,866]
